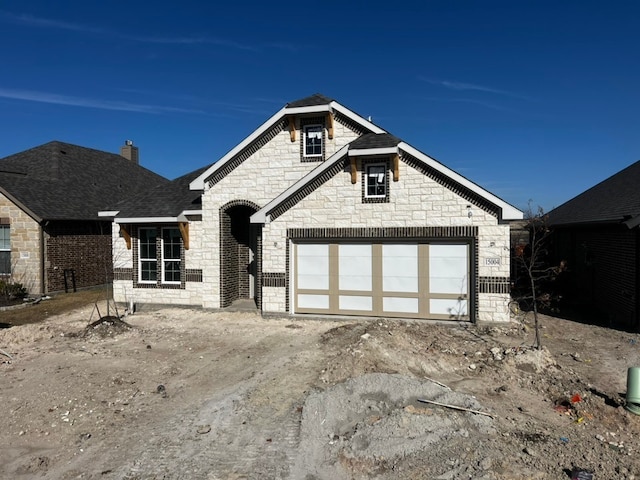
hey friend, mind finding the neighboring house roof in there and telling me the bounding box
[251,133,522,224]
[547,159,640,227]
[109,166,207,223]
[0,141,168,222]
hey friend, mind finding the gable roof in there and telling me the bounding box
[189,94,385,190]
[0,141,168,222]
[108,166,206,223]
[547,159,640,227]
[250,134,522,224]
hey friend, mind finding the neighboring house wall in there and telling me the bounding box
[44,222,113,293]
[0,192,42,294]
[260,155,511,322]
[553,225,637,329]
[112,219,205,306]
[200,115,363,309]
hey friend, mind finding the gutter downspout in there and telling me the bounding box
[40,223,46,295]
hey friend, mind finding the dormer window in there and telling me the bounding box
[366,163,387,198]
[303,124,323,158]
[362,160,390,203]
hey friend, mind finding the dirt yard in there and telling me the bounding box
[2,296,640,479]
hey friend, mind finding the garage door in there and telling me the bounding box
[293,242,470,320]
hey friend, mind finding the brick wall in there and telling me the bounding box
[553,225,637,329]
[45,233,113,292]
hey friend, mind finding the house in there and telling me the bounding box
[547,160,640,330]
[0,141,167,295]
[104,94,522,322]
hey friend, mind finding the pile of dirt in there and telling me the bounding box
[1,306,640,479]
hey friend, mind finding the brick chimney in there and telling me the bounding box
[120,140,139,164]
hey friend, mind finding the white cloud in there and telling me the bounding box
[0,87,205,114]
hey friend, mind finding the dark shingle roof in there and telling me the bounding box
[286,93,333,108]
[113,165,208,218]
[349,133,401,150]
[0,141,168,221]
[547,159,640,226]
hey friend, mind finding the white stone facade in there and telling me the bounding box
[111,99,519,323]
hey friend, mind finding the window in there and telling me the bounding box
[0,225,9,275]
[162,228,181,283]
[138,228,157,283]
[365,163,387,199]
[303,124,323,157]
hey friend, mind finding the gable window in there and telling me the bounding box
[139,228,157,282]
[303,124,323,158]
[162,227,181,283]
[0,224,10,275]
[365,163,388,198]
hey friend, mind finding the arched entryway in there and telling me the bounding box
[219,201,260,308]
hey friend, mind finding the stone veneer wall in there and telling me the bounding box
[112,219,206,306]
[260,156,512,322]
[0,193,42,294]
[200,113,363,309]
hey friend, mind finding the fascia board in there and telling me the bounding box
[181,210,202,216]
[98,210,120,217]
[330,102,386,134]
[189,107,287,191]
[348,146,398,157]
[284,105,331,115]
[114,217,180,224]
[251,145,350,224]
[399,142,523,221]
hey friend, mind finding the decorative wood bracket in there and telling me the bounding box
[393,154,400,182]
[120,225,132,250]
[350,157,358,184]
[179,222,190,250]
[288,116,296,142]
[326,112,334,139]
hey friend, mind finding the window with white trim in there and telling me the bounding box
[365,163,388,198]
[162,227,181,283]
[0,224,10,275]
[138,228,157,283]
[303,124,323,158]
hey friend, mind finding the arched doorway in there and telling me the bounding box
[219,201,260,308]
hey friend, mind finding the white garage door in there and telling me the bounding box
[293,242,469,320]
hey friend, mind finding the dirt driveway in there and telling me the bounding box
[2,300,640,479]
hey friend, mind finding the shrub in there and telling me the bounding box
[0,280,28,302]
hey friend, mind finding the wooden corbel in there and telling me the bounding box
[393,154,400,182]
[350,157,358,184]
[178,222,190,250]
[119,225,132,250]
[326,112,334,139]
[288,116,296,142]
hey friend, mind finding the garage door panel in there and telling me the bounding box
[430,298,468,316]
[382,244,418,292]
[339,244,372,291]
[297,244,329,290]
[383,296,420,313]
[339,295,373,311]
[298,294,330,309]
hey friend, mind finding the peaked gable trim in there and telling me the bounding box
[189,100,385,191]
[399,143,522,221]
[250,141,522,224]
[251,145,350,224]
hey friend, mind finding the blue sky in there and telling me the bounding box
[0,1,638,212]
